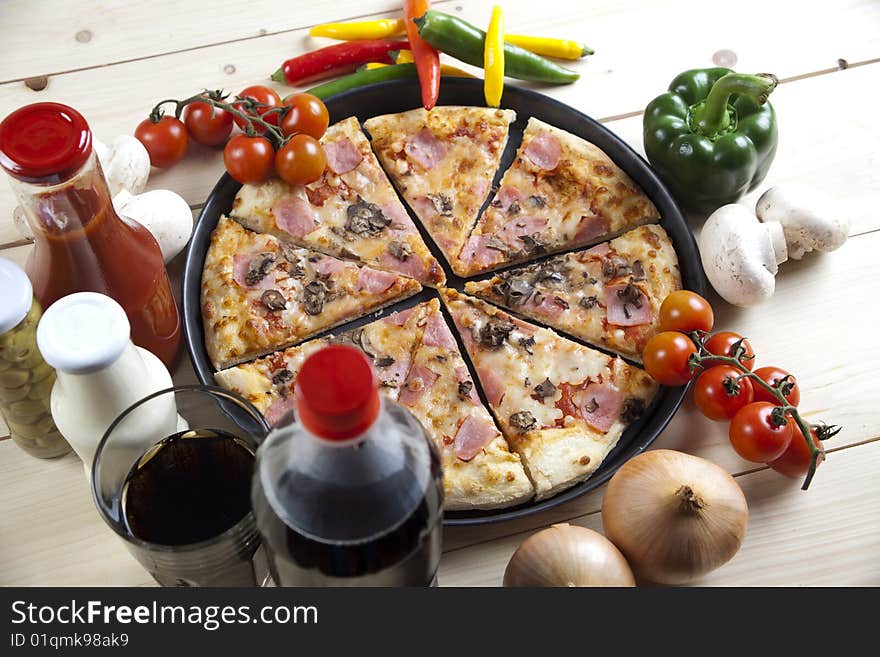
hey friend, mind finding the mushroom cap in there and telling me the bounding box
[699,204,785,308]
[756,185,849,260]
[114,189,193,263]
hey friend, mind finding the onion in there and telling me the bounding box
[503,523,635,587]
[602,450,748,585]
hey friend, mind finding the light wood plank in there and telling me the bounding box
[2,1,880,244]
[439,439,880,586]
[445,230,878,549]
[0,0,419,82]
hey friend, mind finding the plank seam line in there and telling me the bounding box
[441,434,880,556]
[596,55,880,124]
[0,0,460,85]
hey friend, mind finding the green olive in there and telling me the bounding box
[11,431,70,458]
[27,374,55,400]
[5,398,50,421]
[7,413,56,439]
[0,383,30,402]
[0,368,30,388]
[0,359,12,372]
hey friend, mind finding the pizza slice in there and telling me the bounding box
[440,289,658,500]
[201,216,421,370]
[464,224,682,359]
[457,117,661,276]
[396,300,533,510]
[215,300,435,426]
[230,116,445,286]
[364,107,515,274]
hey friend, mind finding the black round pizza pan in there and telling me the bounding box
[183,77,706,526]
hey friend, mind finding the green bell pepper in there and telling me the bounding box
[643,68,779,213]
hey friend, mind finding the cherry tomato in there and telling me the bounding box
[232,85,282,134]
[729,401,793,463]
[752,366,801,407]
[223,135,274,184]
[693,365,754,421]
[642,331,698,386]
[274,134,326,186]
[134,116,188,168]
[704,331,756,371]
[659,290,714,333]
[280,93,330,139]
[184,101,233,147]
[770,424,825,478]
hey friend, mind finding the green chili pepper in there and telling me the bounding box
[643,68,779,213]
[303,63,418,100]
[414,10,579,84]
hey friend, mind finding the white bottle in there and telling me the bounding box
[36,292,179,481]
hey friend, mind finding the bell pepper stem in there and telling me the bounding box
[271,68,286,83]
[694,72,778,137]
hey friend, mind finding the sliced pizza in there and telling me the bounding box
[465,224,682,359]
[440,289,658,500]
[230,116,445,286]
[364,107,515,274]
[201,216,421,370]
[397,300,533,510]
[215,300,435,426]
[457,117,661,276]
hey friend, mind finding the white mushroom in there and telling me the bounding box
[94,135,151,197]
[113,189,193,263]
[699,204,788,307]
[756,185,849,260]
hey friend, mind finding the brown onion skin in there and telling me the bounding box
[602,450,748,585]
[503,524,636,587]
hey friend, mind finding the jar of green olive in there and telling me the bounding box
[0,258,70,458]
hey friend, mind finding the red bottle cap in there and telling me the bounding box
[0,102,92,182]
[294,345,381,441]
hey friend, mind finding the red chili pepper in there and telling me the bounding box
[271,39,410,85]
[404,0,440,110]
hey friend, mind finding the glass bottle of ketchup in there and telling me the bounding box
[0,103,181,368]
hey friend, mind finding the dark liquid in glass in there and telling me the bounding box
[122,428,254,546]
[252,440,443,586]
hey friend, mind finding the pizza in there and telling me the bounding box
[364,107,515,275]
[230,116,445,286]
[464,224,681,359]
[202,215,421,370]
[215,300,435,426]
[441,289,658,499]
[456,117,661,276]
[396,300,533,509]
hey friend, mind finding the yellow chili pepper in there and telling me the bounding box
[393,50,474,77]
[484,6,505,107]
[364,62,389,70]
[504,34,594,60]
[309,18,406,40]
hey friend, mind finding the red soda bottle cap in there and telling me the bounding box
[294,344,381,441]
[0,102,92,182]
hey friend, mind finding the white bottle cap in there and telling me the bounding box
[0,257,33,335]
[37,292,130,374]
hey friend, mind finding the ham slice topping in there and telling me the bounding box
[399,364,439,407]
[323,138,363,174]
[574,380,624,433]
[583,241,611,258]
[574,215,611,243]
[273,197,319,238]
[496,216,548,250]
[379,250,427,281]
[312,256,346,277]
[524,130,561,170]
[453,415,497,461]
[405,127,447,170]
[604,283,652,326]
[458,234,502,269]
[421,311,457,350]
[531,293,567,319]
[232,254,275,289]
[494,185,523,212]
[385,306,416,327]
[477,365,505,406]
[264,393,297,427]
[357,267,398,294]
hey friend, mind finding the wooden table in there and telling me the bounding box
[1,0,878,587]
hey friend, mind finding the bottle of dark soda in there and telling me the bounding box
[252,344,443,586]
